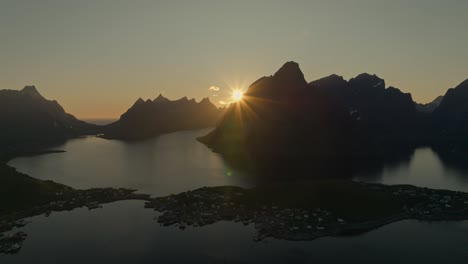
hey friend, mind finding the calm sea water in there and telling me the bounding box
[5,128,468,263]
[8,129,254,196]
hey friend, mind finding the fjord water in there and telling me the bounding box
[5,128,468,262]
[8,129,254,196]
[9,130,468,193]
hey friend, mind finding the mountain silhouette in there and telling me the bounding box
[311,73,421,139]
[102,95,225,140]
[0,86,98,156]
[199,62,423,177]
[3,66,468,173]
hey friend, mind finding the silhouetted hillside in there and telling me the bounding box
[199,62,421,177]
[429,80,468,158]
[102,95,225,140]
[0,86,99,158]
[433,80,468,137]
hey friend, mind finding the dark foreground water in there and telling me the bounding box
[5,129,468,263]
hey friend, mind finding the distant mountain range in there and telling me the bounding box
[0,87,225,158]
[199,62,468,176]
[101,95,225,140]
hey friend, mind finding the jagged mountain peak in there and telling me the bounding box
[245,61,309,98]
[273,61,306,84]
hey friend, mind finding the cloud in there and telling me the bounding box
[209,86,220,91]
[218,100,229,105]
[211,94,218,97]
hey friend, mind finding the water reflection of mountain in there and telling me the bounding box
[216,145,416,182]
[354,147,468,192]
[431,146,468,186]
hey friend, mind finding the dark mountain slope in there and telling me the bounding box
[311,73,420,139]
[430,80,468,157]
[0,86,98,158]
[433,80,468,137]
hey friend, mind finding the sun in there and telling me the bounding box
[231,89,244,102]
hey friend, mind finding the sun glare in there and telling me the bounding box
[232,90,244,102]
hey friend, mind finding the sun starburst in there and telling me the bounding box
[231,89,244,102]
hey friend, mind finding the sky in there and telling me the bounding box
[1,0,468,119]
